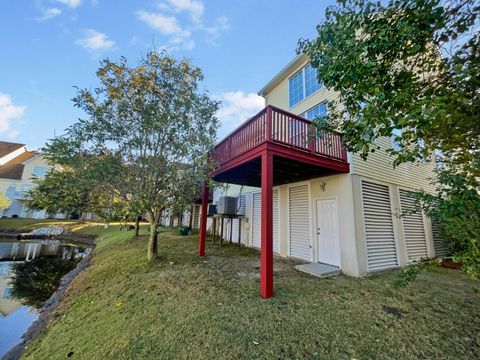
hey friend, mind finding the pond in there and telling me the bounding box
[0,239,91,358]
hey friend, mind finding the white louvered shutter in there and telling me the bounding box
[399,190,428,260]
[273,190,279,253]
[362,181,398,271]
[431,220,447,257]
[288,185,311,261]
[251,192,261,248]
[251,191,279,252]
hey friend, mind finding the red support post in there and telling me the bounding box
[260,150,274,298]
[198,182,209,256]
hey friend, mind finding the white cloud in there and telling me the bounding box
[203,16,229,45]
[136,10,182,34]
[36,7,62,21]
[164,0,204,22]
[216,91,265,137]
[136,10,194,50]
[55,0,82,8]
[0,93,25,136]
[136,1,228,51]
[76,29,115,51]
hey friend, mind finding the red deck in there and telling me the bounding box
[199,105,349,299]
[211,105,349,186]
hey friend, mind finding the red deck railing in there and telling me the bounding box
[212,105,348,166]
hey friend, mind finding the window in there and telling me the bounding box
[289,71,304,107]
[304,64,321,97]
[33,166,48,178]
[303,103,327,120]
[3,288,12,299]
[288,64,323,108]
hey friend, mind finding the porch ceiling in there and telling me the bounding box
[212,155,339,187]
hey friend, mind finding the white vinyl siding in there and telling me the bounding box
[288,185,311,261]
[432,220,447,257]
[352,138,436,193]
[362,181,398,271]
[251,191,279,252]
[399,190,428,260]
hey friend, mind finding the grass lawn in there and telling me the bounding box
[5,222,478,359]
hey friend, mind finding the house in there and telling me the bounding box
[0,141,53,219]
[197,54,447,298]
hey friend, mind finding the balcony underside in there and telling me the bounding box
[212,143,349,187]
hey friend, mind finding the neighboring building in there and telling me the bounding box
[197,54,446,298]
[0,141,52,219]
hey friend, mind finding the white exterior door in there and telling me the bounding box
[315,198,341,266]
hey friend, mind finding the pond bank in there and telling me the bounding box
[2,254,93,360]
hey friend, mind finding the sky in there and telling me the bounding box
[0,0,335,149]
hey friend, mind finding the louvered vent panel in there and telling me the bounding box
[288,185,311,261]
[273,190,279,253]
[399,190,428,260]
[362,181,398,271]
[432,220,448,257]
[251,193,261,248]
[251,191,279,252]
[193,205,200,229]
[237,195,246,216]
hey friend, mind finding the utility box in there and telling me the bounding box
[216,196,238,215]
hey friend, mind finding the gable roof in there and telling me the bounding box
[0,141,25,159]
[0,151,37,180]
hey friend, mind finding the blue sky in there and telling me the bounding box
[0,0,335,148]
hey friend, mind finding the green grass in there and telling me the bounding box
[0,218,80,231]
[13,223,480,359]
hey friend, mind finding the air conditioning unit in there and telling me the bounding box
[207,204,217,216]
[216,196,237,215]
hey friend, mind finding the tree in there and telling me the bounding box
[26,169,93,218]
[298,0,479,173]
[0,192,10,212]
[298,0,480,277]
[46,50,219,261]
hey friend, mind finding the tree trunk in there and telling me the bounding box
[134,215,140,237]
[147,210,159,261]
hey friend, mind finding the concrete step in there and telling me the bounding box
[295,262,341,278]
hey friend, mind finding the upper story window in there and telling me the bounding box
[303,103,327,121]
[288,64,323,108]
[32,166,48,178]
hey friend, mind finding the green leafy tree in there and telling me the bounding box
[298,0,479,173]
[298,0,480,277]
[46,50,219,261]
[26,169,93,218]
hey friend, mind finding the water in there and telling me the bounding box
[0,239,91,357]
